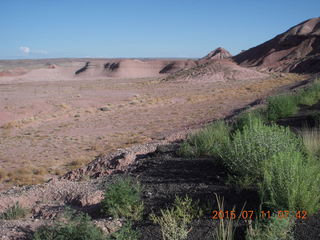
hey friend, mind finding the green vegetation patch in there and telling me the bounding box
[178,121,230,158]
[221,121,303,182]
[246,214,294,240]
[150,196,202,240]
[33,212,105,240]
[266,94,299,121]
[102,176,144,220]
[107,222,140,240]
[297,80,320,106]
[0,202,29,220]
[261,151,320,214]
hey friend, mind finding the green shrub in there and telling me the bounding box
[107,222,140,240]
[178,121,230,157]
[246,214,294,240]
[221,121,303,182]
[234,109,266,131]
[0,202,28,220]
[266,94,298,121]
[150,196,201,240]
[33,212,105,240]
[102,177,144,220]
[260,151,320,214]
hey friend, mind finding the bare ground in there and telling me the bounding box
[0,72,308,190]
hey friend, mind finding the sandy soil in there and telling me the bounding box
[0,62,308,190]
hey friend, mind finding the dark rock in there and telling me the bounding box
[99,107,110,111]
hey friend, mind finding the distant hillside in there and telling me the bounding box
[233,17,320,73]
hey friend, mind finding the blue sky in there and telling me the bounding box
[0,0,319,59]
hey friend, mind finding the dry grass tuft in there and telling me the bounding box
[0,121,22,129]
[0,169,7,180]
[32,167,48,175]
[299,126,320,157]
[5,168,45,186]
[65,157,89,170]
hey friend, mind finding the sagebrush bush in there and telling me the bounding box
[102,176,144,220]
[246,214,294,240]
[178,121,230,157]
[107,222,140,240]
[33,212,105,240]
[221,121,303,181]
[266,94,298,121]
[260,151,320,214]
[0,202,28,220]
[150,196,201,240]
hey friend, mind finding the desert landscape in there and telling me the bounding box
[0,55,305,190]
[0,12,320,240]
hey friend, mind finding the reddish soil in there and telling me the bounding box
[233,17,320,73]
[0,57,307,191]
[166,58,268,83]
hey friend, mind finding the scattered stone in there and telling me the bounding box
[99,107,110,111]
[70,191,104,207]
[94,219,122,235]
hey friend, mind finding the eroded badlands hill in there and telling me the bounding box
[233,17,320,73]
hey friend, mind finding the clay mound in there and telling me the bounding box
[74,59,198,78]
[203,47,232,60]
[233,17,320,73]
[166,58,267,83]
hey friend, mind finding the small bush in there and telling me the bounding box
[299,127,320,157]
[261,151,320,214]
[0,202,28,220]
[33,212,105,240]
[107,222,140,240]
[246,214,294,240]
[221,121,303,181]
[266,94,298,121]
[178,121,230,157]
[102,177,144,220]
[150,196,201,240]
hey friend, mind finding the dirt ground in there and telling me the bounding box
[0,75,318,240]
[0,70,308,190]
